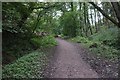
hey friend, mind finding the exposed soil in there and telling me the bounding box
[43,38,99,78]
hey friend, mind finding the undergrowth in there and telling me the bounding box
[31,35,57,48]
[2,50,48,78]
[2,34,57,78]
[3,34,57,65]
[69,27,119,60]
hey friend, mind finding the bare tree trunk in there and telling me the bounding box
[71,2,74,11]
[89,2,119,27]
[111,2,120,78]
[111,2,120,28]
[90,8,94,26]
[84,3,88,36]
[94,8,98,33]
[79,2,83,36]
[87,5,93,35]
[97,11,102,30]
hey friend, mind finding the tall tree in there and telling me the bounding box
[84,3,88,36]
[87,4,93,35]
[94,8,98,33]
[111,2,120,28]
[89,2,119,27]
[71,2,74,11]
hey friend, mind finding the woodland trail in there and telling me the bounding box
[44,38,99,78]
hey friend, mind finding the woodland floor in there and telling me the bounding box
[43,38,99,78]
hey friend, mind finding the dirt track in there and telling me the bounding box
[44,38,99,78]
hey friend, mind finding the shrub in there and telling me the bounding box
[89,27,118,47]
[70,36,89,43]
[31,35,57,48]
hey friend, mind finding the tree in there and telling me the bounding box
[89,2,119,27]
[60,12,77,37]
[111,2,120,28]
[110,2,120,78]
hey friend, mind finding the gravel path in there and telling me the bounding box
[44,38,99,78]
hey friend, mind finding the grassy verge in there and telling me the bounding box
[69,36,118,60]
[2,50,48,78]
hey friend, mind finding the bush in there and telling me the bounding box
[90,45,118,60]
[31,35,57,48]
[41,35,57,47]
[70,36,89,43]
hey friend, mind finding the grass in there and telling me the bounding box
[2,50,48,78]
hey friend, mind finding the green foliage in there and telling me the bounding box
[3,2,119,74]
[60,11,78,38]
[2,2,59,65]
[2,50,48,78]
[31,35,57,48]
[2,3,35,34]
[90,45,118,60]
[69,27,119,60]
[89,27,118,47]
[70,36,90,43]
[52,20,62,35]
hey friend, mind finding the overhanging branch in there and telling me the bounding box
[89,2,119,27]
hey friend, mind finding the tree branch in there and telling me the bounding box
[89,2,119,27]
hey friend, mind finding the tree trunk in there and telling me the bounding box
[110,2,120,78]
[84,3,88,36]
[98,12,102,27]
[32,11,43,33]
[87,8,93,35]
[110,2,120,49]
[79,2,83,36]
[111,2,120,28]
[71,2,74,11]
[89,2,119,27]
[94,8,98,33]
[90,8,94,26]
